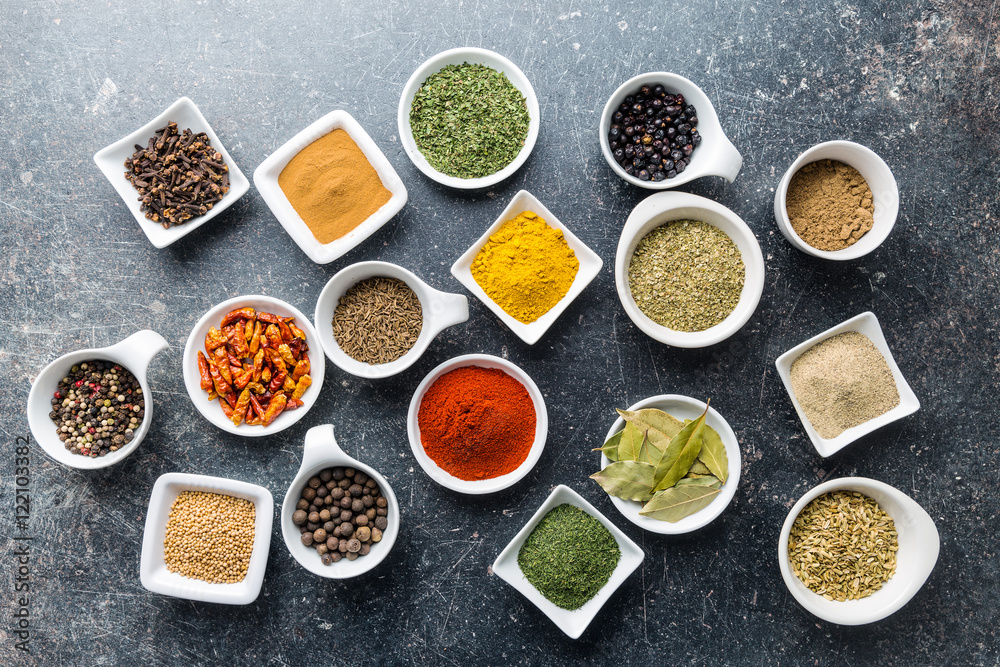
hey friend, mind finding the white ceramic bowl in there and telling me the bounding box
[315,261,469,379]
[397,47,540,189]
[140,472,274,605]
[450,190,604,345]
[407,354,548,494]
[26,330,168,469]
[778,477,939,625]
[600,72,742,190]
[599,394,741,534]
[492,484,644,639]
[93,97,250,249]
[281,425,400,579]
[182,295,325,436]
[253,110,408,265]
[774,140,899,260]
[615,191,764,348]
[775,311,920,458]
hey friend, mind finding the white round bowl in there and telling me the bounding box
[600,394,741,534]
[281,424,400,579]
[26,330,168,469]
[600,72,742,190]
[314,261,469,379]
[397,47,540,189]
[774,140,899,260]
[615,191,765,347]
[778,477,939,625]
[406,354,548,494]
[182,295,325,436]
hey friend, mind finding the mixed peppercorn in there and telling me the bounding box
[49,360,144,457]
[293,466,389,564]
[608,84,701,181]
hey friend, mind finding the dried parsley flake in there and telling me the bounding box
[409,62,530,179]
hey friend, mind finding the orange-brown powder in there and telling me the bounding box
[278,129,392,244]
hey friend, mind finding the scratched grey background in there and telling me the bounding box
[1,0,998,665]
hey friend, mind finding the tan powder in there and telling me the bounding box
[278,129,392,244]
[786,159,874,251]
[789,331,900,439]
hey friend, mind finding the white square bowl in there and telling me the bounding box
[775,312,920,457]
[93,97,250,249]
[450,190,603,345]
[140,472,273,605]
[253,110,408,265]
[492,485,643,639]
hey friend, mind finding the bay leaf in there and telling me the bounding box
[697,425,729,483]
[639,484,721,522]
[675,475,722,489]
[687,460,712,476]
[652,405,708,492]
[617,408,684,463]
[594,429,623,462]
[615,422,645,462]
[590,461,657,502]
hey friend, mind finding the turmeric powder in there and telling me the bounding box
[470,211,579,324]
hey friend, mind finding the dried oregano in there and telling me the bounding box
[409,62,529,179]
[628,220,745,332]
[517,504,620,610]
[788,491,898,601]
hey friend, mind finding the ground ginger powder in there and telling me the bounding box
[786,159,875,251]
[471,211,579,324]
[789,331,900,439]
[278,129,392,244]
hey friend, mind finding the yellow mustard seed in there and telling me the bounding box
[163,490,256,584]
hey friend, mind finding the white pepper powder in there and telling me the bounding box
[789,331,900,439]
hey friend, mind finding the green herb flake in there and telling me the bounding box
[628,220,745,332]
[409,62,530,179]
[517,504,621,610]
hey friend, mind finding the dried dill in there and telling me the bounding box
[409,62,529,179]
[517,504,620,610]
[332,277,423,365]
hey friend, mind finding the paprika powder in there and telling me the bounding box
[417,366,536,481]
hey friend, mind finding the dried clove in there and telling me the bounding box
[124,121,231,229]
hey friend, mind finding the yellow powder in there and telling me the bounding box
[278,129,392,244]
[470,211,580,324]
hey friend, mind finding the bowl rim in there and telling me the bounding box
[599,71,742,190]
[449,189,604,345]
[92,96,250,249]
[397,47,540,189]
[314,260,469,379]
[614,191,764,347]
[773,140,899,261]
[777,476,940,625]
[491,484,644,639]
[252,109,408,265]
[774,311,920,457]
[26,330,168,470]
[279,425,401,579]
[181,294,325,436]
[139,472,274,605]
[406,354,548,494]
[599,394,742,534]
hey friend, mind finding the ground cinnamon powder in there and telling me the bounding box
[278,129,392,244]
[786,159,875,251]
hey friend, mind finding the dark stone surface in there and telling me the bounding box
[1,1,998,664]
